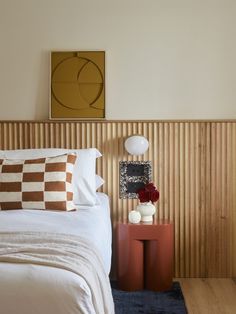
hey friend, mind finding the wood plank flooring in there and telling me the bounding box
[178,278,236,314]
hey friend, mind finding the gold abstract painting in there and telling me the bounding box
[50,51,105,119]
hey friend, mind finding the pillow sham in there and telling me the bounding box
[95,175,105,190]
[0,153,76,211]
[0,148,102,206]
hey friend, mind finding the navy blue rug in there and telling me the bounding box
[112,282,187,314]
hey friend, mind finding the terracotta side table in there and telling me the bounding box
[116,221,173,292]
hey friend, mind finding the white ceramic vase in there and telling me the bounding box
[128,210,141,224]
[136,202,156,222]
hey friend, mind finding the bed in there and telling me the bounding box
[0,148,114,314]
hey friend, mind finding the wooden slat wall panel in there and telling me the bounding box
[233,123,236,278]
[0,120,235,278]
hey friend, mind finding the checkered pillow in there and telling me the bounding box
[0,153,77,211]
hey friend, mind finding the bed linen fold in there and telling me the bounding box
[0,231,114,314]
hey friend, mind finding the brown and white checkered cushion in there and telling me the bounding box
[0,153,77,211]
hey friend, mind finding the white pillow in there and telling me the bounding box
[0,148,101,206]
[95,175,105,190]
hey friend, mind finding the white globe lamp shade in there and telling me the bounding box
[124,135,149,155]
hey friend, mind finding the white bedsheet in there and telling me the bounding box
[0,192,112,273]
[0,193,112,314]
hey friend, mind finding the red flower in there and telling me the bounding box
[137,182,159,203]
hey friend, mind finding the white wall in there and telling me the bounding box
[0,0,235,120]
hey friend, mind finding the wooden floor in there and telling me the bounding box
[178,278,236,314]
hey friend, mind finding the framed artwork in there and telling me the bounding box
[50,51,105,119]
[119,161,152,199]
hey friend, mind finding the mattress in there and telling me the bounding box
[0,192,112,314]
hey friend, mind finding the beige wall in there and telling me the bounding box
[0,0,236,120]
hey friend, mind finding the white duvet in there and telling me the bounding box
[0,193,113,314]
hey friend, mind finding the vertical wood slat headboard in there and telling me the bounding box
[0,120,235,278]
